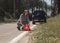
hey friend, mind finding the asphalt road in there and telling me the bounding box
[0,23,23,43]
[17,34,30,43]
[0,22,34,43]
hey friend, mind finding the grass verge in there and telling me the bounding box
[29,15,60,43]
[0,19,17,23]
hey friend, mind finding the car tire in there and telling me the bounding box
[32,21,35,24]
[44,18,47,23]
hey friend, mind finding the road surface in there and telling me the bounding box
[0,22,34,43]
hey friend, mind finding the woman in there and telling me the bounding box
[17,9,30,30]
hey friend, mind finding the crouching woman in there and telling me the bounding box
[17,9,30,31]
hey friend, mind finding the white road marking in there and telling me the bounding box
[8,25,36,43]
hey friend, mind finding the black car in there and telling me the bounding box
[32,10,47,24]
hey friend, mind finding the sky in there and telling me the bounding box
[44,0,51,6]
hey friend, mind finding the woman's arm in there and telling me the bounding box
[19,14,23,25]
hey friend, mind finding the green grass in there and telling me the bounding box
[30,15,60,43]
[0,19,17,23]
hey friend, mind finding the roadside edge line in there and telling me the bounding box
[8,25,36,43]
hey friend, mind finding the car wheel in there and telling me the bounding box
[44,18,47,23]
[32,21,35,24]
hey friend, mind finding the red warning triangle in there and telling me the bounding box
[22,23,30,31]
